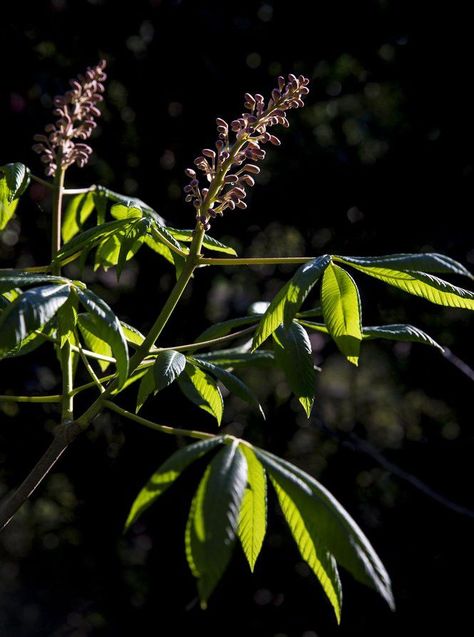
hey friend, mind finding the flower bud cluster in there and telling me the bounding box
[32,60,107,176]
[184,74,310,229]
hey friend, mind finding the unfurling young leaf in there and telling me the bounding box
[185,442,248,607]
[272,322,317,417]
[321,262,362,365]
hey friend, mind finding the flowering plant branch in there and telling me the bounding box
[1,61,473,621]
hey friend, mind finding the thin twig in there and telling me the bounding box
[0,394,62,404]
[314,419,474,519]
[103,400,214,440]
[0,422,83,530]
[199,256,314,266]
[30,173,53,189]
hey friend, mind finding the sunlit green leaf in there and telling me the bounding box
[0,284,71,358]
[256,448,395,611]
[185,442,247,607]
[180,363,224,425]
[0,178,19,230]
[238,444,267,572]
[0,162,30,201]
[196,348,275,368]
[77,312,113,371]
[252,255,331,350]
[76,288,129,387]
[362,323,444,351]
[62,192,96,242]
[340,263,474,310]
[321,263,362,365]
[191,357,265,418]
[54,219,131,266]
[270,476,342,623]
[272,322,316,417]
[125,437,225,530]
[336,253,473,280]
[120,321,145,348]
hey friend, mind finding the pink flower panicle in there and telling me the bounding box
[184,73,310,229]
[32,60,107,176]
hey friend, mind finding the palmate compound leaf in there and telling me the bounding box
[255,448,395,613]
[185,441,248,607]
[338,262,474,310]
[136,350,187,412]
[299,320,444,352]
[62,192,96,242]
[191,357,265,418]
[252,255,331,350]
[321,262,362,366]
[178,362,224,425]
[125,437,226,530]
[336,252,474,280]
[237,445,267,572]
[0,284,71,358]
[76,288,129,387]
[272,322,317,417]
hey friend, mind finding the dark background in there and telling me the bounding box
[1,1,473,635]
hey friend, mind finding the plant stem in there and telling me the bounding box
[199,256,314,266]
[76,224,206,426]
[60,340,74,422]
[63,186,96,195]
[0,394,62,403]
[103,401,214,440]
[51,167,66,274]
[77,341,105,393]
[161,324,257,353]
[0,422,83,530]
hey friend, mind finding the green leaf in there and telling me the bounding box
[270,476,342,623]
[321,263,362,365]
[54,219,131,266]
[272,322,316,417]
[94,233,121,271]
[256,448,395,611]
[120,321,145,348]
[191,358,265,418]
[110,204,143,220]
[336,253,473,280]
[195,316,259,343]
[0,163,30,201]
[168,228,238,256]
[150,223,188,255]
[116,218,150,278]
[252,255,331,350]
[76,288,129,387]
[0,284,71,358]
[196,349,275,369]
[0,272,67,293]
[185,442,248,607]
[238,445,267,572]
[62,192,96,242]
[100,187,164,223]
[125,437,225,530]
[142,232,175,264]
[56,293,78,347]
[340,263,474,310]
[136,350,186,411]
[0,178,19,230]
[77,312,113,371]
[180,363,224,425]
[362,323,444,351]
[93,190,108,225]
[296,305,323,319]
